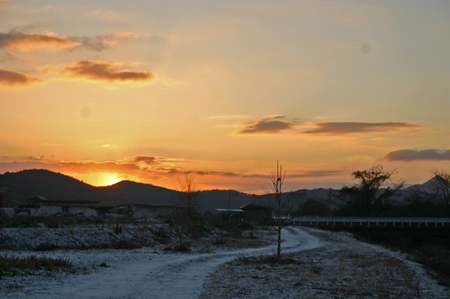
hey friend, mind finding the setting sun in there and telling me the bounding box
[0,0,448,193]
[106,175,120,186]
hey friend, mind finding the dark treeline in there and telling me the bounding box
[291,166,450,218]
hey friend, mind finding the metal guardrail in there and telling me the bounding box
[292,217,450,227]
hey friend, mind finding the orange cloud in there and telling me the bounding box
[48,60,155,83]
[0,156,346,191]
[237,115,298,134]
[230,117,421,137]
[107,32,141,39]
[0,68,41,86]
[301,122,420,136]
[379,148,450,162]
[0,30,81,51]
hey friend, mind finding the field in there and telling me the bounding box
[0,219,449,298]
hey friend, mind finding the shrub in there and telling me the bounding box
[215,223,225,230]
[111,240,140,249]
[0,255,76,277]
[212,238,226,245]
[34,243,58,251]
[238,222,254,230]
[164,245,191,252]
[151,227,171,244]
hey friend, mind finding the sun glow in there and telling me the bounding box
[106,174,120,186]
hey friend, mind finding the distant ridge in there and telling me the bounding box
[404,175,445,192]
[0,169,258,212]
[2,169,433,213]
[0,169,100,204]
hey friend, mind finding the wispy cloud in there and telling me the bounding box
[84,8,121,20]
[71,31,148,51]
[0,156,243,183]
[0,30,81,51]
[69,36,112,51]
[44,60,155,83]
[209,115,252,120]
[0,29,149,52]
[0,68,41,86]
[106,32,143,39]
[0,155,346,191]
[288,170,343,179]
[236,115,298,135]
[379,148,450,161]
[229,117,419,136]
[301,122,420,136]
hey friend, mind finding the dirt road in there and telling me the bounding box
[3,227,319,299]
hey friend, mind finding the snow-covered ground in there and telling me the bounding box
[1,226,448,298]
[202,227,450,299]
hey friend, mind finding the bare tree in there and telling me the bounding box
[173,174,202,212]
[168,209,190,250]
[263,161,296,258]
[336,165,404,216]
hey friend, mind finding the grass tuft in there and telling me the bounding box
[0,255,77,277]
[236,253,303,266]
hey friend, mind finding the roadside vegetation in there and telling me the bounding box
[293,166,450,287]
[0,255,77,277]
[346,227,450,287]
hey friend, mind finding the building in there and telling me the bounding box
[240,202,272,224]
[18,196,100,217]
[215,208,243,223]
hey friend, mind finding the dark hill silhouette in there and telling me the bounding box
[0,169,100,205]
[96,180,178,207]
[0,169,180,207]
[1,169,424,214]
[0,169,262,213]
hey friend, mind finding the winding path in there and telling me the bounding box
[19,227,322,299]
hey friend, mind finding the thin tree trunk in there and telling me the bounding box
[277,222,282,258]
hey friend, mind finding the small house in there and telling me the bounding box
[18,196,100,217]
[240,202,272,224]
[215,208,243,223]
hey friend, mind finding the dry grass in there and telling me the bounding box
[190,229,276,250]
[200,229,449,298]
[0,255,77,277]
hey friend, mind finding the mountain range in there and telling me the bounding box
[0,169,442,214]
[0,169,260,213]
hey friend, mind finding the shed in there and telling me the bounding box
[240,202,272,224]
[18,196,100,217]
[215,209,243,223]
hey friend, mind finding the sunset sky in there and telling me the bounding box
[1,0,449,193]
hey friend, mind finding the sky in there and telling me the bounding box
[0,0,449,194]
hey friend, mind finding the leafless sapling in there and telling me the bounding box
[263,161,296,258]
